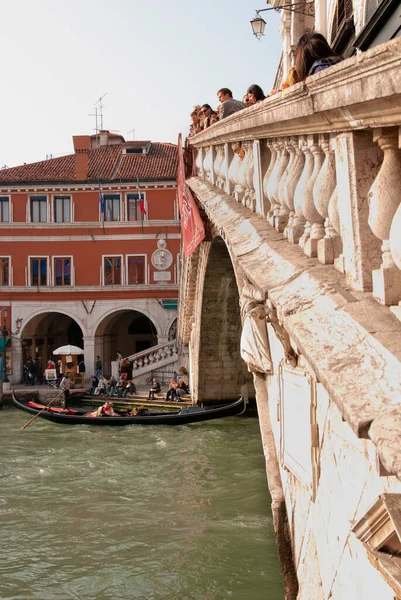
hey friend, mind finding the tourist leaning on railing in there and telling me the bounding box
[295,31,343,80]
[217,87,246,119]
[199,104,217,129]
[246,84,266,106]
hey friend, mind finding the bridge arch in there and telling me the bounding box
[189,237,252,403]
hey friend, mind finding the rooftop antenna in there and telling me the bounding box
[88,93,108,135]
[88,106,99,135]
[95,93,108,130]
[127,128,135,141]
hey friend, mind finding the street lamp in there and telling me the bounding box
[1,308,23,383]
[251,2,315,39]
[250,14,267,40]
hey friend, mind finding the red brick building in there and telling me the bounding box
[0,131,179,382]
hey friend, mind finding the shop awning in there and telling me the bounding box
[162,300,178,310]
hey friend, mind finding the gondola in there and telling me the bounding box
[12,392,247,426]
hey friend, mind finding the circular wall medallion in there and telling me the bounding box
[151,248,173,270]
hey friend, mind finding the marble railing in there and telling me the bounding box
[188,37,401,317]
[125,340,178,377]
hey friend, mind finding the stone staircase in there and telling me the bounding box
[123,340,179,381]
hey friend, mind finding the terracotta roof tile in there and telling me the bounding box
[114,143,178,180]
[0,142,178,183]
[0,154,75,182]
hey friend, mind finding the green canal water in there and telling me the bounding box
[0,408,284,600]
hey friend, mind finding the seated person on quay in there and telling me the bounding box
[123,380,137,398]
[178,378,189,395]
[94,376,107,396]
[148,378,161,400]
[166,379,177,402]
[106,376,117,396]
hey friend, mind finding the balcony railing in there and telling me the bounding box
[187,37,401,316]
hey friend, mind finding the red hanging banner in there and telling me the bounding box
[177,134,205,257]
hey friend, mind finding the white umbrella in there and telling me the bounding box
[53,344,84,355]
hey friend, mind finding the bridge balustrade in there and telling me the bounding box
[188,36,401,317]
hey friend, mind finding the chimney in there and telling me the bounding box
[99,130,109,147]
[73,135,90,180]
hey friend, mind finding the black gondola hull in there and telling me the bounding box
[12,393,246,426]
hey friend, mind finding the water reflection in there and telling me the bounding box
[0,410,284,600]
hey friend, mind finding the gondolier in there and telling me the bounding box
[59,373,72,408]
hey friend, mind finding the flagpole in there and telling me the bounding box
[137,178,144,234]
[98,178,105,233]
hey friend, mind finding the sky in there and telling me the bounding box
[0,0,282,168]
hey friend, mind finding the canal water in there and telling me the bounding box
[1,408,284,600]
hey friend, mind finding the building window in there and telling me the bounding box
[30,196,47,223]
[330,0,354,46]
[54,258,71,286]
[0,258,9,285]
[104,195,120,221]
[54,196,71,223]
[127,193,146,221]
[104,257,121,285]
[30,258,47,286]
[127,255,145,284]
[0,197,10,222]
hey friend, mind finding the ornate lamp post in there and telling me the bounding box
[1,308,23,383]
[251,2,315,39]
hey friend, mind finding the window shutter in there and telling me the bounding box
[365,0,384,23]
[331,0,354,43]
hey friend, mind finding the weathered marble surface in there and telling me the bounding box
[188,177,401,472]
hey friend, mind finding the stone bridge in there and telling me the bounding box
[178,38,401,600]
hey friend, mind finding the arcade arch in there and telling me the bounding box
[20,311,84,368]
[94,309,159,376]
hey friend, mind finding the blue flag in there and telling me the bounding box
[98,178,104,216]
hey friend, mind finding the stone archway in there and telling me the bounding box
[190,237,252,403]
[94,309,159,377]
[20,311,84,378]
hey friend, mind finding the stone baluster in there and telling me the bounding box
[228,142,246,203]
[214,146,224,189]
[262,140,276,219]
[222,143,232,194]
[254,140,269,217]
[284,137,305,241]
[195,147,204,177]
[242,141,256,211]
[313,134,341,264]
[236,144,249,206]
[267,139,289,227]
[203,146,213,183]
[302,136,325,257]
[368,128,401,305]
[276,138,295,233]
[293,137,312,245]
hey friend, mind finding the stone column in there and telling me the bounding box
[11,336,23,384]
[83,336,95,378]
